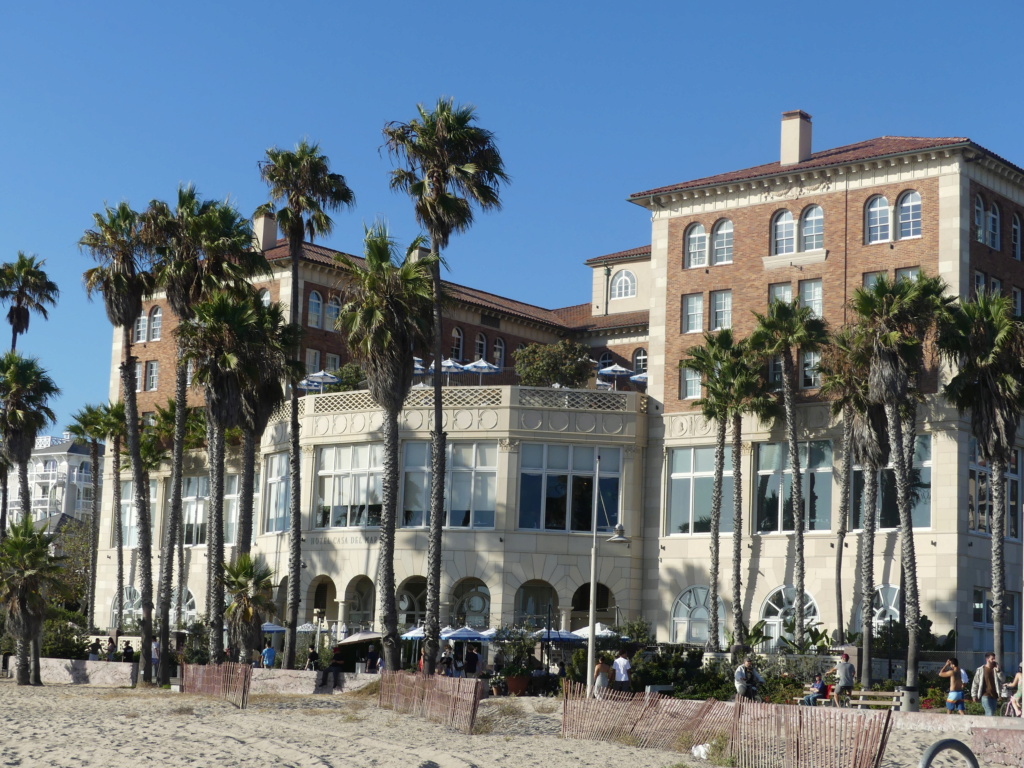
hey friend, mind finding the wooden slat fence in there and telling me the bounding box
[561,684,892,768]
[180,662,253,709]
[377,671,485,734]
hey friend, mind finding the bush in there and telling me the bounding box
[513,340,593,388]
[41,608,90,660]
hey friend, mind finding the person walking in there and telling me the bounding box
[826,653,856,707]
[939,658,966,715]
[260,639,276,670]
[612,650,632,693]
[593,655,612,699]
[971,652,1005,716]
[150,635,160,679]
[464,645,480,679]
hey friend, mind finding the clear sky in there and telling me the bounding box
[4,0,1024,430]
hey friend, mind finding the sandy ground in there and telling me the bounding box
[0,680,1005,767]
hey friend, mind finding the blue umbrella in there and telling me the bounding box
[599,364,634,391]
[442,626,488,642]
[462,358,500,385]
[261,622,286,634]
[531,628,583,643]
[630,372,648,384]
[401,626,426,640]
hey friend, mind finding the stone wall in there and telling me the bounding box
[37,658,136,686]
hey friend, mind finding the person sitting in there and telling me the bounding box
[801,673,826,706]
[122,642,135,665]
[321,645,345,690]
[305,645,320,671]
[734,657,764,700]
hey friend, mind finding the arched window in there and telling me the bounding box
[685,224,708,268]
[475,332,487,361]
[854,585,901,632]
[712,220,733,264]
[772,211,795,255]
[326,296,342,330]
[172,589,197,628]
[307,291,323,328]
[610,269,637,299]
[598,351,614,369]
[148,307,162,341]
[514,580,558,628]
[258,288,271,307]
[865,197,890,243]
[1013,215,1022,261]
[493,338,506,368]
[111,585,143,628]
[633,348,647,373]
[800,205,824,251]
[133,313,147,344]
[450,327,464,360]
[897,191,922,239]
[672,586,726,645]
[988,203,1002,249]
[346,576,375,628]
[43,459,57,473]
[453,579,491,629]
[396,577,427,630]
[975,195,986,243]
[760,586,819,651]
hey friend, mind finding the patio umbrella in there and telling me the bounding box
[442,626,487,642]
[413,356,426,375]
[306,369,340,393]
[296,622,317,633]
[428,358,464,385]
[572,622,619,639]
[261,622,286,634]
[462,358,500,385]
[629,372,648,384]
[531,628,584,643]
[401,626,426,640]
[338,630,382,646]
[598,363,634,391]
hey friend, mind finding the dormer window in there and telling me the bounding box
[610,269,637,299]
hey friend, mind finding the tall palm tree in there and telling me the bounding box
[0,454,10,542]
[383,98,508,671]
[749,299,828,648]
[0,515,65,684]
[81,202,156,682]
[97,401,127,629]
[940,290,1024,666]
[337,222,435,671]
[851,274,952,690]
[0,252,59,351]
[67,404,105,630]
[257,141,355,669]
[143,188,266,684]
[222,553,277,665]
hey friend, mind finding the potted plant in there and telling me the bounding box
[502,662,531,696]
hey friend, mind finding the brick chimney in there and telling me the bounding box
[253,213,278,251]
[780,110,812,166]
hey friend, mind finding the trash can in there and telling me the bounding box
[898,685,919,712]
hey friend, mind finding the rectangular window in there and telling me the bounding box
[305,349,321,374]
[768,356,783,390]
[666,446,735,534]
[681,367,700,399]
[181,475,209,546]
[799,278,823,318]
[710,290,731,330]
[975,271,986,297]
[400,442,498,529]
[682,293,703,333]
[967,440,1021,539]
[263,453,289,533]
[326,353,341,371]
[224,474,242,547]
[973,589,1019,663]
[852,435,932,530]
[145,360,159,391]
[895,267,920,283]
[863,271,885,289]
[517,444,620,532]
[1014,288,1023,317]
[768,283,792,305]
[316,444,383,528]
[801,350,821,388]
[116,479,156,548]
[135,362,143,393]
[756,441,833,533]
[991,277,1002,296]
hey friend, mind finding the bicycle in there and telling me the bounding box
[1001,696,1021,717]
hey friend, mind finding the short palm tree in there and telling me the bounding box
[258,140,355,669]
[0,515,64,684]
[337,222,435,671]
[81,201,156,682]
[940,290,1024,666]
[0,252,59,351]
[97,401,127,629]
[384,98,508,671]
[222,553,277,665]
[749,299,828,648]
[67,404,105,630]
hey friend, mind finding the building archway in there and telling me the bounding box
[452,578,491,629]
[570,583,616,630]
[396,576,427,630]
[345,576,375,629]
[306,575,339,623]
[514,580,558,628]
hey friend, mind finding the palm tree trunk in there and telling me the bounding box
[14,631,28,685]
[424,254,447,675]
[11,327,17,352]
[18,460,28,522]
[238,428,256,556]
[121,327,153,683]
[30,628,41,685]
[0,469,7,542]
[88,439,100,631]
[860,464,878,688]
[991,455,1008,666]
[378,408,401,671]
[113,436,124,629]
[782,351,805,648]
[284,234,302,670]
[730,412,745,648]
[175,487,186,625]
[835,405,852,645]
[206,417,226,663]
[706,418,726,652]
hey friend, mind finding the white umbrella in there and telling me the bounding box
[531,628,584,643]
[413,357,426,375]
[630,372,648,384]
[296,622,317,632]
[462,358,500,385]
[306,369,340,393]
[599,363,634,391]
[442,626,487,641]
[401,626,426,640]
[571,622,619,639]
[428,359,464,385]
[479,628,499,638]
[338,630,382,646]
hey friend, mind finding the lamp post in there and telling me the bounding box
[313,608,324,651]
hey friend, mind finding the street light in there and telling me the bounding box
[313,608,324,650]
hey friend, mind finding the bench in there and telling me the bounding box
[793,685,902,709]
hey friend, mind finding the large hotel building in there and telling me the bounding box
[93,112,1024,671]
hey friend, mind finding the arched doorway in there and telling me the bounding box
[306,576,338,623]
[570,583,616,630]
[514,580,558,629]
[452,579,491,629]
[396,577,427,630]
[345,576,375,629]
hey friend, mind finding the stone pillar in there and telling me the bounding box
[560,608,572,631]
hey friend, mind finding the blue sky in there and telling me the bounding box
[3,0,1024,430]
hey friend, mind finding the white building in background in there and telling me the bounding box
[5,432,103,528]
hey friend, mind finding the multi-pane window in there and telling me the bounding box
[145,360,159,391]
[223,473,256,547]
[852,435,932,529]
[975,271,986,297]
[263,452,289,533]
[863,271,884,289]
[610,269,637,299]
[148,307,162,341]
[450,327,464,360]
[988,204,1002,249]
[800,205,823,250]
[182,476,208,546]
[667,446,734,534]
[493,338,506,367]
[773,211,795,255]
[518,444,621,532]
[403,442,497,528]
[897,191,922,239]
[326,353,340,371]
[973,588,1019,660]
[308,291,323,328]
[968,439,1021,539]
[326,296,341,330]
[768,283,792,305]
[316,444,383,528]
[756,441,833,533]
[134,362,142,393]
[712,220,733,264]
[801,350,821,388]
[866,196,890,243]
[768,356,784,390]
[895,267,920,282]
[475,333,487,361]
[598,351,613,369]
[681,367,700,399]
[710,290,731,330]
[1014,288,1023,317]
[799,278,822,318]
[133,313,147,344]
[975,195,986,243]
[1014,215,1022,261]
[117,479,156,548]
[633,348,647,373]
[685,225,708,268]
[683,294,703,333]
[991,277,1002,296]
[259,288,271,307]
[305,349,320,374]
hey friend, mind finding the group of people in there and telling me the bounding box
[939,653,1024,716]
[794,654,857,706]
[84,635,154,674]
[592,650,632,697]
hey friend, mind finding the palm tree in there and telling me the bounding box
[258,140,355,669]
[81,202,156,682]
[67,404,105,630]
[851,274,952,690]
[337,222,435,671]
[97,401,127,629]
[222,553,277,665]
[0,454,10,542]
[143,188,266,684]
[940,290,1024,666]
[0,515,64,684]
[749,299,828,648]
[383,98,508,670]
[0,252,59,351]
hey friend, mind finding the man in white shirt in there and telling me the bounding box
[612,650,632,692]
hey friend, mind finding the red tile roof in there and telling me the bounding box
[584,245,652,266]
[629,136,972,200]
[551,303,649,332]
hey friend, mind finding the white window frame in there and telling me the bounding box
[493,338,506,368]
[610,269,637,299]
[135,362,142,393]
[768,283,792,305]
[117,479,156,548]
[450,327,464,360]
[326,353,341,371]
[772,211,795,255]
[895,267,920,283]
[632,348,647,374]
[988,203,1002,250]
[712,220,733,265]
[683,293,703,333]
[851,435,932,531]
[975,271,986,297]
[326,296,341,330]
[144,360,159,391]
[133,313,147,344]
[968,439,1021,539]
[258,288,271,307]
[305,348,320,374]
[897,191,922,239]
[710,290,731,331]
[973,588,1019,662]
[1014,215,1022,261]
[672,586,726,646]
[760,587,820,652]
[991,277,1002,296]
[181,475,209,547]
[681,367,701,399]
[148,307,162,341]
[975,195,986,243]
[800,205,824,251]
[1013,287,1022,317]
[403,441,498,529]
[866,196,890,244]
[307,290,323,328]
[685,224,708,268]
[801,350,821,388]
[517,444,621,532]
[799,278,822,318]
[475,332,487,361]
[666,446,735,535]
[263,453,289,533]
[315,444,384,529]
[755,441,833,533]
